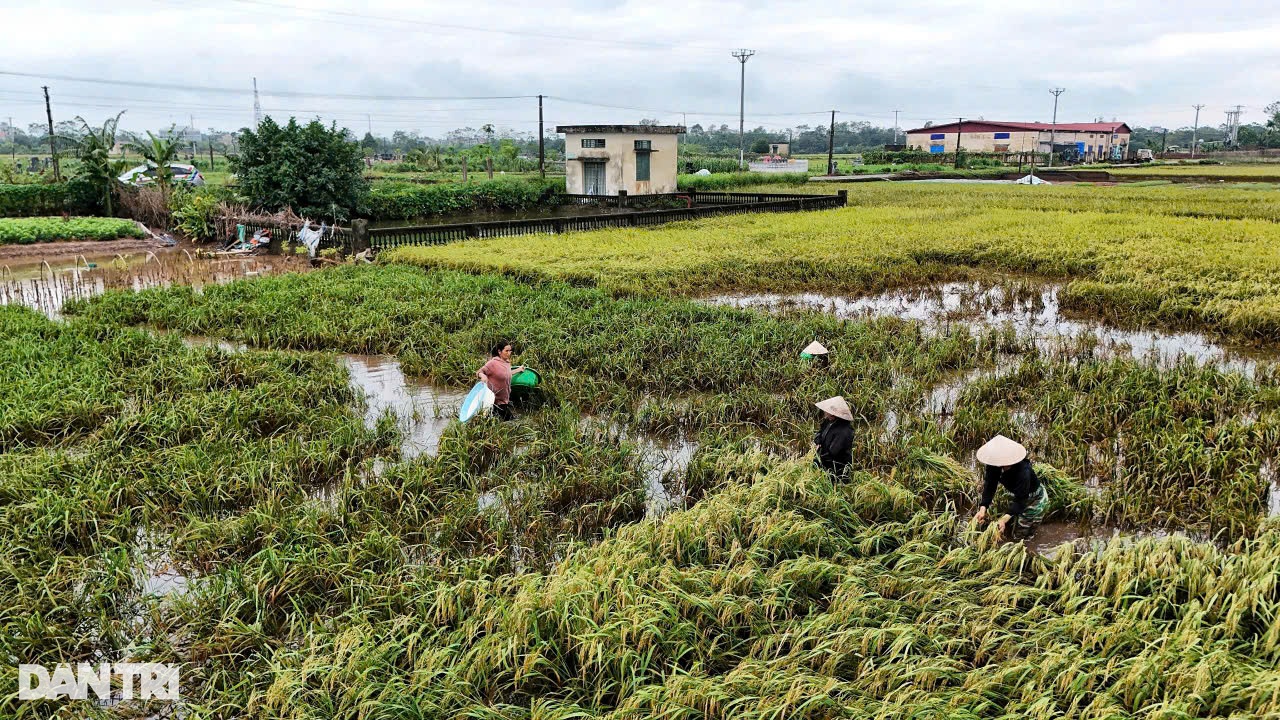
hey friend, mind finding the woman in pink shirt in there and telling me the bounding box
[476,341,525,421]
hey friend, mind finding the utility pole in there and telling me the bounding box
[827,110,836,175]
[892,110,901,145]
[537,94,544,178]
[366,114,372,136]
[1191,104,1204,157]
[189,114,197,158]
[1161,127,1168,153]
[954,117,964,169]
[730,49,755,170]
[42,86,60,181]
[1048,88,1065,167]
[252,77,262,127]
[8,116,13,162]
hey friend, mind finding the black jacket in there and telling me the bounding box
[980,458,1040,517]
[814,418,853,478]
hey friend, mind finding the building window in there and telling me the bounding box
[930,133,945,140]
[634,140,651,150]
[581,138,605,148]
[636,151,650,181]
[994,132,1010,139]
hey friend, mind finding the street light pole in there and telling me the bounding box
[731,49,755,170]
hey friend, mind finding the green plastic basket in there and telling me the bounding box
[511,368,541,388]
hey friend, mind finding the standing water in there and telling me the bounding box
[707,280,1274,373]
[0,250,312,317]
[338,354,468,460]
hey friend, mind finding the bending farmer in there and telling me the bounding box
[973,434,1047,540]
[476,341,524,421]
[813,395,853,479]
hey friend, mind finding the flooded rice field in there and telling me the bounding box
[707,279,1276,373]
[0,250,312,316]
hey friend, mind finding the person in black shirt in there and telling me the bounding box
[973,434,1047,540]
[813,395,853,479]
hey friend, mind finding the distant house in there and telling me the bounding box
[904,121,1131,161]
[768,141,790,157]
[557,124,685,195]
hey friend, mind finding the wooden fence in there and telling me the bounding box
[365,191,847,250]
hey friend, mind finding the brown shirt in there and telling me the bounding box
[480,357,513,405]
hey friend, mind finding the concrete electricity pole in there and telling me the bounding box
[1191,104,1204,158]
[1048,88,1065,167]
[42,86,60,181]
[827,110,836,175]
[537,95,544,178]
[954,117,964,169]
[892,110,901,145]
[731,49,755,170]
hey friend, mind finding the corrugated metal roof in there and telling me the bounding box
[905,121,1130,134]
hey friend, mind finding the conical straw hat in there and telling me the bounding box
[976,434,1027,466]
[814,396,853,421]
[802,341,828,356]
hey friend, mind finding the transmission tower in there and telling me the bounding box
[1224,105,1243,147]
[253,77,262,127]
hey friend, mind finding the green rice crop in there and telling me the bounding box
[68,265,1280,534]
[385,183,1280,342]
[134,448,1280,717]
[0,216,146,244]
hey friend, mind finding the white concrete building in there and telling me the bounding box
[557,124,684,195]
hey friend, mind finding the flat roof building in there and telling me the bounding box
[558,124,685,196]
[904,121,1131,161]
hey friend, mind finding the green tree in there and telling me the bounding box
[232,117,367,220]
[127,129,181,200]
[751,138,771,154]
[361,132,378,154]
[71,111,129,216]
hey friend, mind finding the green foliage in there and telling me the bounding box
[233,116,368,220]
[361,178,562,220]
[0,216,144,244]
[0,181,99,217]
[677,172,811,190]
[679,155,742,174]
[70,113,129,217]
[169,186,233,241]
[126,130,181,196]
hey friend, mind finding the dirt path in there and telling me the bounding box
[0,238,195,263]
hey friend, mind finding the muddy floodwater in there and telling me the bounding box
[0,250,312,316]
[339,354,468,460]
[707,280,1277,373]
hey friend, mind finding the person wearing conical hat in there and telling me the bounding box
[973,435,1047,540]
[812,396,853,478]
[801,341,830,368]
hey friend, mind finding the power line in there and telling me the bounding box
[0,70,536,102]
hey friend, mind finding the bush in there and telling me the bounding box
[679,156,742,174]
[0,216,145,244]
[0,180,100,218]
[233,117,368,220]
[677,172,810,191]
[361,178,563,221]
[170,186,238,242]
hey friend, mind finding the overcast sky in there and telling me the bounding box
[2,0,1277,138]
